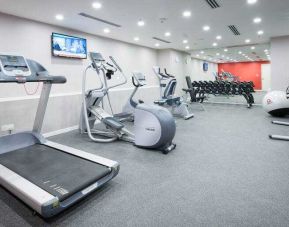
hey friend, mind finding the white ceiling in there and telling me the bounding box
[0,0,289,57]
[191,43,270,63]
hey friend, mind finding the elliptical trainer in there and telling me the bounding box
[80,52,176,154]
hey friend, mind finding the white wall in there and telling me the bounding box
[261,64,271,91]
[156,49,218,96]
[156,49,186,95]
[0,12,160,135]
[186,58,218,82]
[271,36,289,90]
[0,13,218,136]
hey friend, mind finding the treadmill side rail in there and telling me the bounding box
[0,164,58,214]
[45,141,119,169]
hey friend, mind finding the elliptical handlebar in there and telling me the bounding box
[286,86,289,99]
[109,56,123,73]
[88,52,127,91]
[106,62,114,68]
[105,56,127,90]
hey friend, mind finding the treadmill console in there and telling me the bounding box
[0,55,31,77]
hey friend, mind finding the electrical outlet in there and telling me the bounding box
[1,124,15,132]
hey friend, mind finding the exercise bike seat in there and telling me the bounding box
[166,96,181,105]
[103,117,124,130]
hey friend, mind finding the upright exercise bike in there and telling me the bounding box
[115,72,147,119]
[112,71,147,122]
[153,66,194,120]
[80,52,176,154]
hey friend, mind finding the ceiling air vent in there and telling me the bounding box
[205,0,220,9]
[152,37,171,44]
[228,25,241,35]
[79,13,121,27]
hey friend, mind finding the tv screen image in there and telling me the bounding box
[52,33,87,59]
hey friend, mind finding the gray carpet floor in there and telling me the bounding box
[1,104,289,227]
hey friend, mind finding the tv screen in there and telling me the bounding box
[52,33,87,59]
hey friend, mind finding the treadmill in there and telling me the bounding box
[0,54,119,218]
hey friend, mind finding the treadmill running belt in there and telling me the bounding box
[0,144,111,201]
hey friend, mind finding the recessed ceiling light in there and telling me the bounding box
[216,35,222,40]
[216,53,220,56]
[251,46,255,50]
[224,49,228,52]
[196,54,200,57]
[185,46,190,50]
[55,14,64,20]
[222,55,225,57]
[200,51,204,54]
[165,32,171,37]
[264,49,268,52]
[203,25,210,31]
[183,39,188,44]
[137,20,145,27]
[257,30,264,35]
[155,43,160,47]
[103,28,110,34]
[238,51,242,54]
[253,17,262,23]
[245,39,251,43]
[212,42,218,47]
[183,11,192,18]
[247,0,258,4]
[134,37,140,41]
[92,2,102,9]
[226,57,230,60]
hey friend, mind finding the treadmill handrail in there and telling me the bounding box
[0,75,66,84]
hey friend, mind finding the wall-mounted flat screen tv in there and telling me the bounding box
[52,33,87,59]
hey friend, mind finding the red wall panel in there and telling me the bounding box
[218,61,269,90]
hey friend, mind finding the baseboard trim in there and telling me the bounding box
[43,125,78,138]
